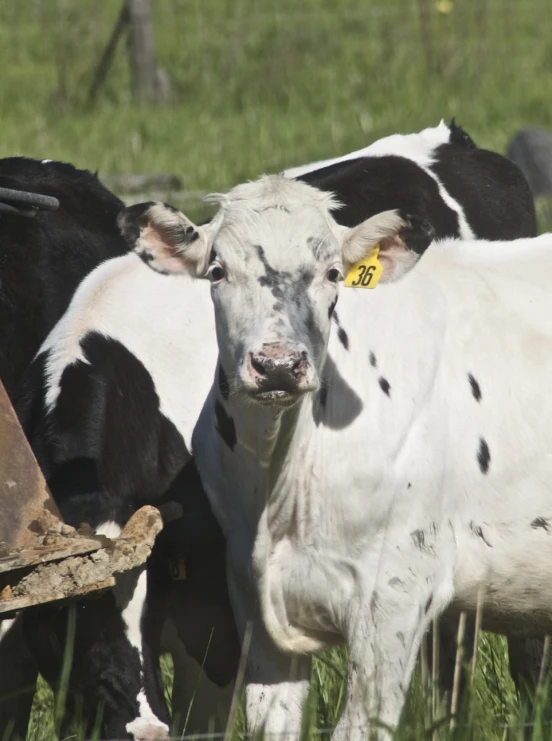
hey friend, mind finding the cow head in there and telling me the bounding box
[119,177,433,408]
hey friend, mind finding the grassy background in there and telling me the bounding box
[2,0,552,737]
[1,0,552,193]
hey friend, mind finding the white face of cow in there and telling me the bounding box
[119,176,433,408]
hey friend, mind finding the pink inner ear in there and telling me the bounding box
[141,224,187,273]
[379,233,405,254]
[377,234,418,283]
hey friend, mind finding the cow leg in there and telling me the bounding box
[22,567,170,741]
[334,596,432,741]
[162,621,234,735]
[0,616,38,740]
[228,572,311,740]
[110,565,170,741]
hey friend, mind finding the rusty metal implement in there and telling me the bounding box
[0,378,162,615]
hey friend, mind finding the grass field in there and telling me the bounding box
[2,0,552,738]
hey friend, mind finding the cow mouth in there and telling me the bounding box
[250,388,302,407]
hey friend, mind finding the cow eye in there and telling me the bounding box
[207,262,225,283]
[325,266,343,284]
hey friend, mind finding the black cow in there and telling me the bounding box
[0,157,128,399]
[0,157,127,738]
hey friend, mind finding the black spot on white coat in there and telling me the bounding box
[332,311,349,350]
[477,437,491,474]
[378,377,391,397]
[470,521,493,547]
[531,517,550,532]
[369,352,377,368]
[468,373,482,402]
[337,327,349,351]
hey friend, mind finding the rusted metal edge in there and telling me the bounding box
[0,505,163,615]
[0,378,63,552]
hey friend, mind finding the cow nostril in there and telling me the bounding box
[292,353,308,378]
[250,355,267,377]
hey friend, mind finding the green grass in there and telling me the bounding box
[14,632,552,740]
[2,0,552,737]
[1,0,551,196]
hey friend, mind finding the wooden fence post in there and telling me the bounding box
[127,0,161,104]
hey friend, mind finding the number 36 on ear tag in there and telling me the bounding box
[344,245,383,289]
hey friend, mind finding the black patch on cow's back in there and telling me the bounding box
[297,133,536,245]
[531,517,550,532]
[430,142,537,240]
[477,437,491,475]
[468,373,482,402]
[298,154,460,237]
[17,332,189,528]
[378,377,391,397]
[215,400,237,451]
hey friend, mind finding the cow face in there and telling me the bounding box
[119,178,433,409]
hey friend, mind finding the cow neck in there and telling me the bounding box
[218,383,309,516]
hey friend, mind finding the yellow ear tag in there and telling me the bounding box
[344,245,383,289]
[168,552,187,581]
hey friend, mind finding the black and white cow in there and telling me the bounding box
[8,121,536,738]
[15,259,239,739]
[118,131,550,739]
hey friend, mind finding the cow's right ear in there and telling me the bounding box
[118,202,211,276]
[340,210,435,283]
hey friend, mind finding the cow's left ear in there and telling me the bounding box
[118,202,211,277]
[340,210,435,283]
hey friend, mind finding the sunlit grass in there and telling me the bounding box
[0,0,551,191]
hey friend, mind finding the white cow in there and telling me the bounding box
[122,176,552,740]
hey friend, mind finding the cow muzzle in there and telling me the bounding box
[245,343,317,406]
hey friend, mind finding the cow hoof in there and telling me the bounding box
[125,716,170,741]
